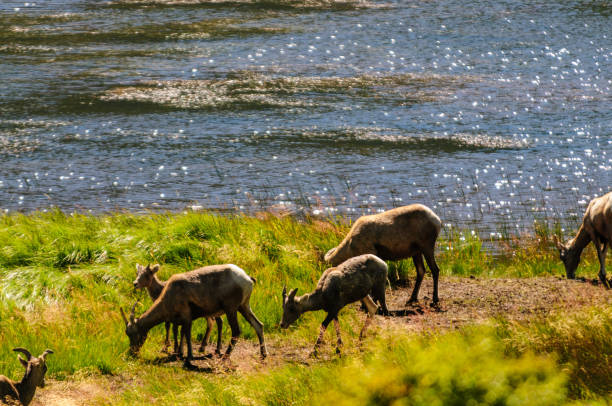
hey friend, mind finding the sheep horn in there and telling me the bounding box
[552,235,564,251]
[12,348,32,361]
[120,307,129,326]
[40,349,54,360]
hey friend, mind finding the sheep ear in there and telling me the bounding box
[288,288,298,301]
[282,286,287,302]
[129,301,138,324]
[136,264,143,274]
[17,355,28,368]
[150,264,160,274]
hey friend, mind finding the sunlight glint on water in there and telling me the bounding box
[0,0,610,235]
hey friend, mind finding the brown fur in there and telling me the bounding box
[0,348,53,406]
[133,264,223,355]
[553,191,612,287]
[281,254,388,356]
[324,204,442,303]
[121,264,266,365]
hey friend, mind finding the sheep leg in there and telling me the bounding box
[214,317,223,356]
[172,323,181,357]
[182,321,194,366]
[423,249,441,304]
[179,324,185,359]
[312,312,335,357]
[407,255,426,304]
[359,295,377,340]
[199,317,214,353]
[372,283,389,316]
[238,304,267,359]
[594,237,609,288]
[359,313,373,341]
[222,311,241,360]
[161,321,171,353]
[333,317,342,354]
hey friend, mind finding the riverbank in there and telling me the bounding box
[0,210,610,404]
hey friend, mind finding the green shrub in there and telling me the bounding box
[500,306,612,399]
[317,330,567,406]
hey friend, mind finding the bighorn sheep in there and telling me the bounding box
[0,348,53,406]
[324,204,442,304]
[120,264,267,365]
[553,191,612,288]
[133,263,223,356]
[281,254,389,356]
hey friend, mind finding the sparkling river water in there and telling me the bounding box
[1,0,611,235]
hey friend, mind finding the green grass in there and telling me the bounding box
[0,210,609,404]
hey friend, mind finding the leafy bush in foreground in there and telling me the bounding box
[317,330,566,406]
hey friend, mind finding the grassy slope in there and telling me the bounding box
[0,210,609,404]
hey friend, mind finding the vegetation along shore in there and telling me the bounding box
[0,209,610,405]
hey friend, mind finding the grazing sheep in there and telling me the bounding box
[133,263,223,356]
[324,204,442,304]
[0,348,53,406]
[120,264,267,365]
[553,191,612,288]
[281,254,389,356]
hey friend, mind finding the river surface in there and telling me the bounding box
[1,0,610,234]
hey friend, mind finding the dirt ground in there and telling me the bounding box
[32,276,611,405]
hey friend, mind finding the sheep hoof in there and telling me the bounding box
[166,353,180,362]
[335,347,341,356]
[309,350,319,359]
[182,360,195,369]
[430,302,444,312]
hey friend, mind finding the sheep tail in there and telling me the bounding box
[250,276,257,284]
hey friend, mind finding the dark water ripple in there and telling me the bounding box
[0,0,610,236]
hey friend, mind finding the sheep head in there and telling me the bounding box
[280,286,300,329]
[13,348,53,389]
[323,247,337,263]
[323,240,353,266]
[120,301,147,355]
[133,263,160,290]
[552,235,578,279]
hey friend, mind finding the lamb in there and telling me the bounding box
[281,254,389,356]
[553,191,612,288]
[120,264,267,365]
[0,348,53,406]
[133,263,223,356]
[324,204,442,304]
